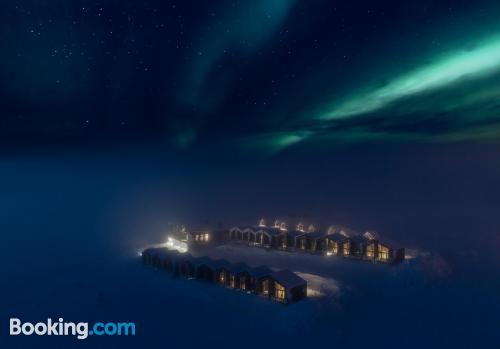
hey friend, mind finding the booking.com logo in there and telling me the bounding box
[9,318,136,340]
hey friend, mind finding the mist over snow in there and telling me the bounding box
[0,144,499,348]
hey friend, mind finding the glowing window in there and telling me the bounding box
[366,243,375,258]
[343,241,350,255]
[379,244,390,260]
[261,280,269,295]
[275,282,286,300]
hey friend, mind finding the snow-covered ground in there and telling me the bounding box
[0,153,499,348]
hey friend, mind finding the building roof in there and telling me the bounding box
[212,258,231,269]
[192,256,214,268]
[143,247,170,259]
[248,265,273,278]
[263,227,283,236]
[170,252,193,262]
[227,262,251,274]
[188,230,209,235]
[142,247,157,256]
[327,233,349,242]
[378,240,405,250]
[286,230,307,238]
[230,226,252,232]
[271,270,307,289]
[305,231,328,240]
[350,235,369,244]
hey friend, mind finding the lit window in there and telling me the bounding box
[261,280,269,295]
[343,241,350,255]
[379,244,390,260]
[275,282,286,300]
[366,243,375,258]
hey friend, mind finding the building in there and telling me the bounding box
[284,230,307,250]
[296,231,329,253]
[227,262,251,289]
[141,248,308,304]
[142,247,171,270]
[346,235,368,257]
[213,259,232,286]
[364,239,405,263]
[228,220,406,264]
[187,229,227,245]
[193,257,215,281]
[325,233,347,256]
[248,265,274,294]
[258,270,307,303]
[255,227,283,248]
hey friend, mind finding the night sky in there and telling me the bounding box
[1,2,500,348]
[2,0,500,152]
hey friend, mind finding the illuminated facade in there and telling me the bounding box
[229,220,405,264]
[141,247,307,304]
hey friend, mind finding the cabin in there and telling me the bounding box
[246,227,257,244]
[193,257,215,281]
[162,249,180,272]
[348,235,368,258]
[248,265,274,294]
[141,247,308,304]
[187,231,210,243]
[254,227,284,248]
[142,247,171,269]
[187,229,228,245]
[364,240,405,263]
[229,226,253,241]
[296,233,310,251]
[258,270,307,304]
[213,259,232,286]
[254,228,272,247]
[177,255,198,278]
[227,262,251,289]
[170,253,194,276]
[296,231,328,253]
[141,247,156,265]
[325,233,347,256]
[285,230,307,250]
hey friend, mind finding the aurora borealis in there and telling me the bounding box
[1,2,500,348]
[320,35,500,121]
[1,0,500,153]
[257,32,500,151]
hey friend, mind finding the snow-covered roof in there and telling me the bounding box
[227,262,251,274]
[286,230,307,238]
[143,247,170,259]
[254,227,282,236]
[170,252,193,262]
[271,270,307,290]
[248,265,273,278]
[327,232,349,242]
[230,226,253,232]
[212,259,231,269]
[192,256,214,268]
[305,231,328,239]
[350,235,369,244]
